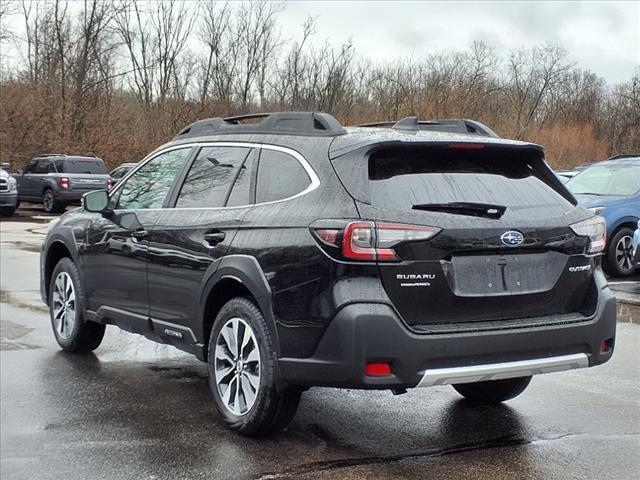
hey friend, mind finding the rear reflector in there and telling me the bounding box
[365,362,392,376]
[600,338,613,353]
[314,229,340,246]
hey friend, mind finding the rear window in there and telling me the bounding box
[367,146,574,216]
[56,158,107,174]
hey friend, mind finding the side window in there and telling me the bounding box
[226,149,256,207]
[256,149,311,203]
[24,160,37,173]
[33,160,51,174]
[175,146,251,208]
[116,148,191,210]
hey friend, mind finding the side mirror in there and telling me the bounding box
[83,190,111,214]
[17,169,24,175]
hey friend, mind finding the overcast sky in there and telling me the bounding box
[1,1,638,84]
[278,0,639,84]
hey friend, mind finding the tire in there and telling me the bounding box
[0,206,16,217]
[604,228,636,277]
[49,257,106,353]
[207,297,301,437]
[42,189,65,214]
[452,376,532,404]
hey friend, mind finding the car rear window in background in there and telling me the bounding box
[368,147,574,216]
[567,165,640,196]
[55,158,107,174]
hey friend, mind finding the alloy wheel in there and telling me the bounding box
[615,235,634,273]
[214,317,261,416]
[43,191,54,211]
[52,272,76,339]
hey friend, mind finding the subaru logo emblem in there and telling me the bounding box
[501,231,524,247]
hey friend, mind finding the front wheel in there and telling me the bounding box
[452,376,532,404]
[49,257,106,353]
[208,297,301,437]
[604,228,636,277]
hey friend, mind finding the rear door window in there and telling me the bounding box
[226,149,257,207]
[175,146,252,208]
[367,146,574,217]
[256,149,311,203]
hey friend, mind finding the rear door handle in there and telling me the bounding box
[204,231,225,246]
[131,230,148,241]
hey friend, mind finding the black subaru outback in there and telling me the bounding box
[40,112,616,436]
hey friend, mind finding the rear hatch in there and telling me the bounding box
[333,143,597,332]
[57,158,109,190]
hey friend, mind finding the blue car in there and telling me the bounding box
[566,156,640,277]
[633,220,640,267]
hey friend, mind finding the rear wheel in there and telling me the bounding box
[49,257,106,353]
[452,376,532,403]
[208,297,301,436]
[604,228,636,277]
[42,189,65,214]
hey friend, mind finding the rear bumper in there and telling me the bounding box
[278,273,617,389]
[53,190,85,203]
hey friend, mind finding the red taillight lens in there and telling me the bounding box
[365,362,392,376]
[58,177,70,189]
[107,178,113,190]
[338,221,441,262]
[314,229,340,246]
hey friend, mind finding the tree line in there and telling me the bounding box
[0,0,638,170]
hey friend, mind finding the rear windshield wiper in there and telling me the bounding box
[412,202,507,219]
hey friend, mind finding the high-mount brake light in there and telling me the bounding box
[58,177,70,190]
[448,143,486,150]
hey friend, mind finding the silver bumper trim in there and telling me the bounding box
[417,353,589,387]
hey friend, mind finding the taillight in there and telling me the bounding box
[58,177,70,189]
[343,222,379,260]
[107,178,113,190]
[570,216,606,254]
[313,221,441,262]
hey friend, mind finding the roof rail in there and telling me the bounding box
[356,117,499,138]
[607,154,639,161]
[175,112,347,139]
[35,153,67,157]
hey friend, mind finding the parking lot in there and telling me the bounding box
[1,206,639,480]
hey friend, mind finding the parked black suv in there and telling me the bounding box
[15,154,110,213]
[41,112,616,436]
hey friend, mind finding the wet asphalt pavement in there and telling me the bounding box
[1,211,639,480]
